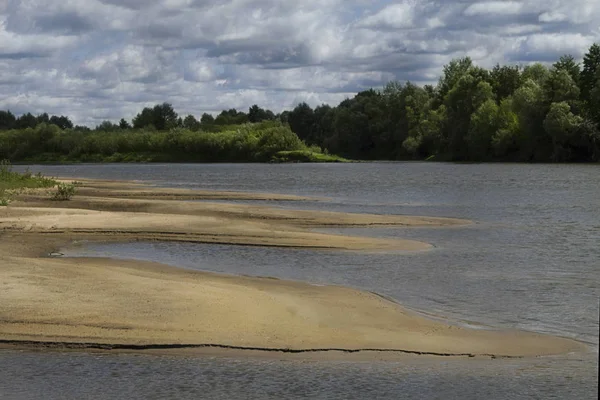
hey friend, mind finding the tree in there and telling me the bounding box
[119,118,131,129]
[522,63,550,85]
[416,105,446,157]
[36,113,50,125]
[132,103,178,130]
[183,114,201,131]
[467,99,499,159]
[0,110,16,130]
[490,64,522,100]
[589,69,600,124]
[443,74,494,159]
[248,105,274,123]
[311,104,334,149]
[132,107,154,129]
[288,103,315,143]
[581,43,600,102]
[380,81,430,158]
[200,113,215,125]
[491,98,520,158]
[553,55,581,85]
[15,113,38,129]
[152,103,178,130]
[544,102,583,161]
[49,115,73,130]
[95,121,119,131]
[512,79,550,160]
[437,57,474,102]
[214,109,248,125]
[544,69,580,104]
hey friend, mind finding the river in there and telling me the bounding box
[2,162,599,399]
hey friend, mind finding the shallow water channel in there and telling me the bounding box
[3,162,599,399]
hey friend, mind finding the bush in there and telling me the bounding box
[0,190,11,206]
[52,182,76,201]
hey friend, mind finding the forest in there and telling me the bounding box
[1,43,599,163]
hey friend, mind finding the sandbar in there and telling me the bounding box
[0,179,585,359]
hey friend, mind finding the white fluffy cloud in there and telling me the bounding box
[0,0,599,126]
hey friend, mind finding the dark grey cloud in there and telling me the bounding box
[0,0,599,126]
[34,12,94,35]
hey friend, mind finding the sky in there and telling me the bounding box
[1,0,599,127]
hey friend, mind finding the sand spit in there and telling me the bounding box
[0,179,585,359]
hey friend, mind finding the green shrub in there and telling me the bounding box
[51,182,76,201]
[0,190,11,206]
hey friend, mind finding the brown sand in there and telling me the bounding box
[0,179,585,358]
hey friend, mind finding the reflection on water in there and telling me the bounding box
[5,162,600,399]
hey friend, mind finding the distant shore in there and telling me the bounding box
[0,179,586,359]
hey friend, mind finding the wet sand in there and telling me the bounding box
[0,179,586,359]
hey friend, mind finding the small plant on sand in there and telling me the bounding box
[51,182,77,201]
[0,190,11,206]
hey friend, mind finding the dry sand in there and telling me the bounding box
[0,179,586,359]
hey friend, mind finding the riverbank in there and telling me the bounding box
[0,179,586,359]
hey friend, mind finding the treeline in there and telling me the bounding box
[0,104,278,133]
[1,43,599,163]
[285,44,600,162]
[0,121,339,163]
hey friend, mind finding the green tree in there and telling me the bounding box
[132,103,178,130]
[467,99,499,160]
[132,107,155,129]
[544,68,580,103]
[183,115,201,131]
[152,103,178,130]
[553,55,581,85]
[581,43,600,102]
[544,102,583,161]
[512,79,549,160]
[490,64,522,100]
[437,57,474,102]
[36,113,50,125]
[200,113,215,125]
[0,110,16,130]
[119,118,131,129]
[49,115,73,130]
[248,105,274,123]
[96,121,119,131]
[522,63,550,85]
[288,103,315,143]
[491,98,520,158]
[417,105,446,157]
[16,113,38,129]
[444,74,494,159]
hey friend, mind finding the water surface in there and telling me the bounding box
[4,162,599,399]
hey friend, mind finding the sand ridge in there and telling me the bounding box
[0,179,586,359]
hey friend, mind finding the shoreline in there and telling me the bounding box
[0,178,587,360]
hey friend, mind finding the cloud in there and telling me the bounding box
[464,1,523,16]
[356,3,416,29]
[0,0,599,126]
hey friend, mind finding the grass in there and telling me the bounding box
[271,150,350,163]
[0,160,59,205]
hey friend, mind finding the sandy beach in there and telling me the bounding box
[0,179,586,358]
